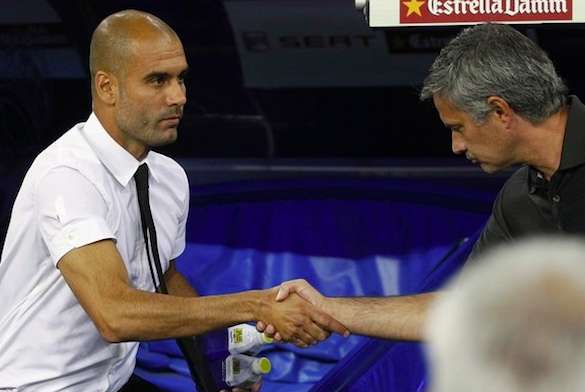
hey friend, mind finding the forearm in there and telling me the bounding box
[100,288,265,342]
[322,292,437,341]
[59,241,334,346]
[164,263,199,297]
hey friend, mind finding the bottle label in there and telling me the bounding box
[231,327,244,345]
[232,357,241,375]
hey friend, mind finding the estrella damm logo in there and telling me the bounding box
[399,0,573,24]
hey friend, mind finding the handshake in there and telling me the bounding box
[252,279,349,348]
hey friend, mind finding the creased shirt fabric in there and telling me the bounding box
[0,113,189,391]
[469,96,585,261]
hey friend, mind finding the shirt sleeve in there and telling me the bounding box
[35,166,116,265]
[466,189,511,264]
[170,168,189,260]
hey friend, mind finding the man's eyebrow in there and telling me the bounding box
[143,71,170,81]
[143,68,189,81]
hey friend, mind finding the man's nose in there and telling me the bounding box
[167,79,187,106]
[451,132,466,155]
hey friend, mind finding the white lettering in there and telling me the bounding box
[520,0,531,14]
[492,0,504,13]
[552,0,567,13]
[506,0,517,15]
[455,0,463,14]
[479,0,485,13]
[428,0,440,15]
[426,0,567,17]
[444,0,453,15]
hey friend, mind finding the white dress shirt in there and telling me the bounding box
[0,113,189,391]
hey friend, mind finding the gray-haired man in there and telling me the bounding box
[264,23,583,342]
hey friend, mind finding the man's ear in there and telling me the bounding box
[487,96,514,129]
[94,71,118,105]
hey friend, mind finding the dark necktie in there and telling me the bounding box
[134,163,216,392]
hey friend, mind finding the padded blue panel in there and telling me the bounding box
[309,230,479,392]
[135,177,493,391]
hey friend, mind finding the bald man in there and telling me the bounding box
[0,10,347,392]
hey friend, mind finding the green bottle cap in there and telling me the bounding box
[261,333,274,344]
[256,357,272,374]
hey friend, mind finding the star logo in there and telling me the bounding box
[403,0,425,17]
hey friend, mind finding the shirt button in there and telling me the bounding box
[552,195,561,203]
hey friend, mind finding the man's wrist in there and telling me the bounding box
[318,296,332,313]
[246,289,271,322]
[321,296,343,321]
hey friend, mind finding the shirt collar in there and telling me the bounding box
[528,169,546,194]
[558,95,585,171]
[81,113,160,187]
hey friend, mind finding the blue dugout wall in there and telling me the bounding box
[134,161,506,391]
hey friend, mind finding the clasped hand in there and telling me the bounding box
[256,281,348,348]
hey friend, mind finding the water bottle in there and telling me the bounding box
[204,323,273,360]
[202,324,273,389]
[227,323,273,355]
[215,354,272,389]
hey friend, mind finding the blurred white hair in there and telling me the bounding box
[426,237,585,392]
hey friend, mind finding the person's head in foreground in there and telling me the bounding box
[427,237,585,392]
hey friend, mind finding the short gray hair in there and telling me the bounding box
[420,23,568,124]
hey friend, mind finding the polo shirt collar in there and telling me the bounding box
[558,95,585,171]
[81,113,160,187]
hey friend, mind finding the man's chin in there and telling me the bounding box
[150,128,178,147]
[479,162,505,174]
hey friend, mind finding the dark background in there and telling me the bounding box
[1,0,585,247]
[3,0,585,166]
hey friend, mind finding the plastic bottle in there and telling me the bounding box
[203,323,273,360]
[227,323,274,355]
[219,354,272,389]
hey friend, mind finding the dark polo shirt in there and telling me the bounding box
[469,96,585,260]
